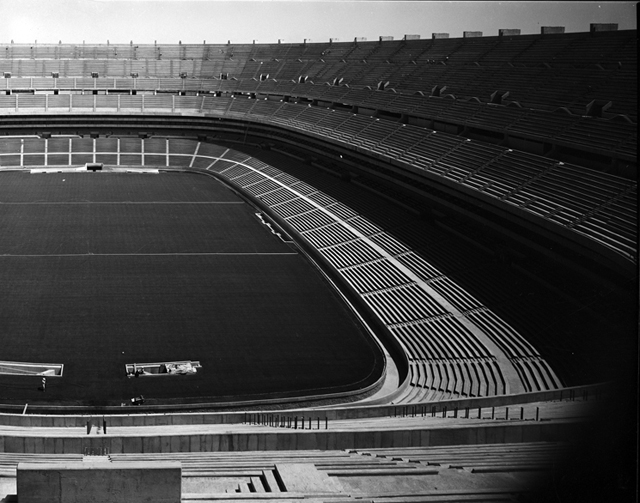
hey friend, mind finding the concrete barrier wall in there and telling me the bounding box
[1,421,589,454]
[17,461,181,503]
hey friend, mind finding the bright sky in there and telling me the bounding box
[0,1,636,44]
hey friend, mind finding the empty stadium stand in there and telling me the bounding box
[0,26,636,502]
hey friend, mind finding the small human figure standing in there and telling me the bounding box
[41,377,46,392]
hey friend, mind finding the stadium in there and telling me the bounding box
[0,5,637,502]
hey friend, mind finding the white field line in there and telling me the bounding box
[0,252,298,257]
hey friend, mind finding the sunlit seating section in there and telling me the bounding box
[226,96,258,117]
[142,94,173,110]
[173,96,202,111]
[118,138,142,165]
[246,99,284,121]
[95,138,119,165]
[119,95,143,111]
[201,95,233,114]
[95,95,119,110]
[45,93,71,109]
[0,30,635,106]
[70,137,94,165]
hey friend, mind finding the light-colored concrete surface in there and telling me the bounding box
[0,478,16,502]
[275,463,343,493]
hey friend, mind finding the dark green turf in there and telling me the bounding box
[0,172,383,406]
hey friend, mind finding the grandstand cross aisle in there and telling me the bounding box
[0,23,636,503]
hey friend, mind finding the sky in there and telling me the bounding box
[0,1,636,45]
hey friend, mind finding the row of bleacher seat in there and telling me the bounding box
[0,31,635,114]
[87,82,633,157]
[1,72,636,124]
[0,30,633,68]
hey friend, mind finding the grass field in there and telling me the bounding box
[0,172,383,407]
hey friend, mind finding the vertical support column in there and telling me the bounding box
[117,94,121,112]
[93,138,96,164]
[141,137,145,166]
[45,94,48,112]
[68,138,72,166]
[117,138,121,165]
[141,94,145,112]
[165,138,170,167]
[45,138,49,167]
[15,93,19,112]
[20,138,24,167]
[171,95,175,113]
